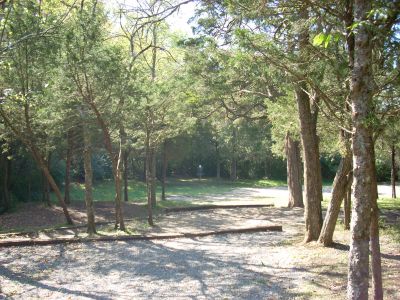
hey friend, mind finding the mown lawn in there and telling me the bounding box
[63,177,287,203]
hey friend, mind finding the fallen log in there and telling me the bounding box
[0,225,282,248]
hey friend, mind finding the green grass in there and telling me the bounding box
[61,177,286,203]
[378,197,400,211]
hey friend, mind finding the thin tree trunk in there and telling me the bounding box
[150,147,157,208]
[64,131,72,205]
[145,135,154,226]
[0,107,73,225]
[347,0,375,298]
[216,142,221,179]
[318,150,352,246]
[161,141,168,201]
[83,124,96,235]
[344,173,352,230]
[391,144,397,198]
[2,154,10,210]
[123,149,129,202]
[44,152,52,206]
[296,8,323,243]
[32,147,73,225]
[285,132,303,208]
[230,127,237,181]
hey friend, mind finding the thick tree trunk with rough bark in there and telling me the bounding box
[161,141,168,201]
[285,132,303,208]
[296,83,323,242]
[347,1,378,298]
[296,8,323,243]
[370,150,383,299]
[64,131,72,205]
[391,144,397,198]
[83,125,96,235]
[318,150,352,246]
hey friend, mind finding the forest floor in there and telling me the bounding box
[0,182,399,299]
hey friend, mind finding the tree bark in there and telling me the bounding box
[150,147,157,208]
[216,142,221,179]
[83,124,96,235]
[31,146,73,225]
[347,0,376,298]
[1,153,10,210]
[285,132,303,208]
[344,172,352,230]
[296,8,323,243]
[64,130,72,205]
[123,149,129,202]
[318,150,352,246]
[370,149,383,300]
[145,134,154,226]
[391,143,397,198]
[230,127,237,181]
[161,141,168,201]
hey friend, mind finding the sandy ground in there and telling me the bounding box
[167,184,400,207]
[1,208,399,299]
[0,184,399,299]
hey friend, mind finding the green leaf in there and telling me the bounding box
[313,33,326,47]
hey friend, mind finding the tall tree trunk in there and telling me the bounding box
[44,152,52,206]
[347,0,377,298]
[161,141,168,201]
[370,149,383,299]
[344,172,353,230]
[285,132,303,208]
[391,144,397,198]
[1,153,10,210]
[64,130,72,205]
[83,124,96,235]
[230,127,237,181]
[296,8,323,243]
[216,142,221,179]
[150,147,157,208]
[318,149,352,246]
[123,149,129,202]
[145,135,154,226]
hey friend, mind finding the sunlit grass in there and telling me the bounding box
[58,177,287,203]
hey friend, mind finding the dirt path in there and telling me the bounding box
[1,206,399,299]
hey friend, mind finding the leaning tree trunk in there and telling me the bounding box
[285,132,303,208]
[391,143,397,198]
[31,146,73,225]
[296,7,323,243]
[161,141,168,201]
[318,145,352,246]
[83,124,96,235]
[347,0,378,298]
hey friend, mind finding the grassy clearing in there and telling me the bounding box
[61,178,286,203]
